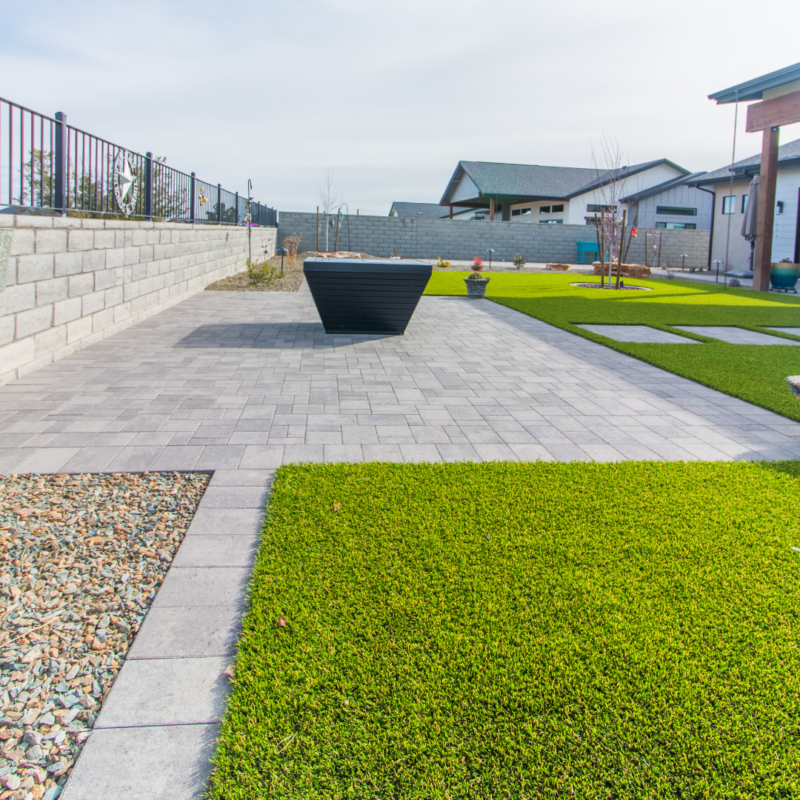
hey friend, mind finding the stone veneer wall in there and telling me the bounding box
[279,212,710,268]
[0,215,276,385]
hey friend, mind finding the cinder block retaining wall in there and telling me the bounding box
[279,212,709,269]
[0,216,276,385]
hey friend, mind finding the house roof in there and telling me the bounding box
[440,159,691,206]
[622,172,708,203]
[709,61,800,104]
[389,202,449,218]
[689,137,800,185]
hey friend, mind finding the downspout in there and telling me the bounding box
[694,184,716,270]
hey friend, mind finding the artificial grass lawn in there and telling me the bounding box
[425,272,800,423]
[210,461,800,798]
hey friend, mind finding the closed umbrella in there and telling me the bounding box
[741,175,759,272]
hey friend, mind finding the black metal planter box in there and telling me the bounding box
[303,258,432,335]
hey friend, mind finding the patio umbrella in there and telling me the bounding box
[741,175,759,271]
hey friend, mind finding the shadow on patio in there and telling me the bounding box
[175,323,397,349]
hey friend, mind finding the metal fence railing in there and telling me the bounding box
[0,96,277,226]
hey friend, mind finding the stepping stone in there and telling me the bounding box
[764,327,800,338]
[576,325,700,344]
[674,326,800,345]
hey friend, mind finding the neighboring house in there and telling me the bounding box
[622,172,713,231]
[389,201,475,220]
[438,159,710,227]
[689,137,800,270]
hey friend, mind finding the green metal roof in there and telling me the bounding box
[709,61,800,104]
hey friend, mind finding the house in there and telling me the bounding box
[688,137,800,271]
[437,159,713,228]
[389,201,475,220]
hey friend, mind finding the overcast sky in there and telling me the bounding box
[2,0,798,215]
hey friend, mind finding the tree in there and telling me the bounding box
[318,169,340,252]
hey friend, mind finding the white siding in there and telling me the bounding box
[451,172,480,204]
[773,167,800,261]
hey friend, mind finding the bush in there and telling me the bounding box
[246,258,278,287]
[436,257,451,269]
[512,252,526,269]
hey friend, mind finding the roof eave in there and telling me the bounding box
[709,62,800,104]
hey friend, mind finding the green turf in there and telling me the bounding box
[209,461,800,798]
[424,272,800,423]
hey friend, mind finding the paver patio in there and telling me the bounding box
[4,282,800,798]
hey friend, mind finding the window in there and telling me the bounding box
[587,204,616,213]
[539,219,563,224]
[552,204,565,212]
[742,194,748,214]
[512,208,531,216]
[539,206,551,214]
[656,222,697,230]
[656,206,697,216]
[722,196,736,214]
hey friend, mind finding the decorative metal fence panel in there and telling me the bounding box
[0,96,277,226]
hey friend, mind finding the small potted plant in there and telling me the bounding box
[771,258,800,293]
[464,257,490,298]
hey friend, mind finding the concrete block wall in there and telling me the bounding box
[279,212,709,270]
[0,216,276,385]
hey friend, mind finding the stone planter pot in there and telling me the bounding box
[303,257,432,334]
[464,276,490,298]
[0,230,12,293]
[771,262,800,292]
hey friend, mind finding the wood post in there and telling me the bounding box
[644,231,648,267]
[316,206,320,252]
[489,197,495,221]
[449,204,453,219]
[753,126,781,292]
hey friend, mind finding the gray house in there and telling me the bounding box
[389,201,475,220]
[622,172,713,231]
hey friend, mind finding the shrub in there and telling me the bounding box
[436,256,451,269]
[246,258,278,287]
[512,252,526,269]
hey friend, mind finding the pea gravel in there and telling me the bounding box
[0,472,209,800]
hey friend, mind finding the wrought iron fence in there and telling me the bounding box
[0,96,277,226]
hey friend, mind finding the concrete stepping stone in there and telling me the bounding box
[764,327,800,338]
[674,326,800,345]
[576,325,700,344]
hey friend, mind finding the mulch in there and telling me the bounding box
[0,472,209,799]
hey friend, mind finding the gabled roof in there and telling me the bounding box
[622,172,707,203]
[689,137,800,185]
[389,202,449,218]
[709,61,800,104]
[439,159,690,205]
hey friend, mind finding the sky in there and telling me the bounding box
[1,0,799,216]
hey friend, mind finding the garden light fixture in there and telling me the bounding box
[277,247,288,275]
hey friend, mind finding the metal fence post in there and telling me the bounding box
[235,192,239,225]
[54,112,67,216]
[190,172,196,223]
[145,152,154,220]
[217,183,222,224]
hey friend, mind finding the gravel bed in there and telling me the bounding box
[0,472,209,799]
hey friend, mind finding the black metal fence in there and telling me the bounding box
[0,96,277,226]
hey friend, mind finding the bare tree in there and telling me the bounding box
[318,169,341,252]
[590,138,631,289]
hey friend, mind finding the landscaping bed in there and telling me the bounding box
[0,471,208,798]
[425,272,800,423]
[210,461,800,798]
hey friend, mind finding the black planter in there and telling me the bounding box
[303,258,432,335]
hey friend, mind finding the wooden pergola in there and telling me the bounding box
[710,62,800,291]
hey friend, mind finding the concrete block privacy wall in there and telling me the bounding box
[0,215,276,385]
[279,212,709,270]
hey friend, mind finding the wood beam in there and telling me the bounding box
[753,126,781,292]
[489,197,495,221]
[449,204,453,219]
[747,89,800,132]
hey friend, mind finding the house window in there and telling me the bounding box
[552,204,565,212]
[539,219,563,224]
[742,194,748,214]
[656,222,697,230]
[722,196,736,214]
[512,208,531,216]
[539,206,551,214]
[656,206,697,216]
